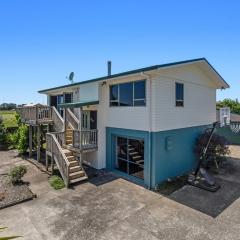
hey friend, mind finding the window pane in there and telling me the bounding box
[110,85,118,101]
[129,162,144,179]
[65,93,72,103]
[176,83,184,100]
[117,137,128,160]
[176,101,184,107]
[134,80,145,99]
[110,101,118,106]
[119,82,133,106]
[115,159,128,173]
[134,100,145,106]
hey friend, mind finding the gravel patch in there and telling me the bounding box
[0,175,36,209]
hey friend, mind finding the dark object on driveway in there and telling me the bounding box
[188,122,220,192]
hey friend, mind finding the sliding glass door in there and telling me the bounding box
[115,136,144,180]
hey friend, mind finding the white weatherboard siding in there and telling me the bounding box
[79,82,99,102]
[83,76,150,169]
[151,65,216,132]
[103,76,150,131]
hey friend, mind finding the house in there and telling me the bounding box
[18,58,229,189]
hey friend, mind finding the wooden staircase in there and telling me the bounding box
[128,144,144,168]
[62,148,88,184]
[18,105,97,187]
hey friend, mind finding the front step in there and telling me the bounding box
[70,176,88,184]
[69,171,85,180]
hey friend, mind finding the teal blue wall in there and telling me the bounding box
[151,125,208,188]
[106,125,208,189]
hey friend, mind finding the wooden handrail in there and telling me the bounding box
[46,132,70,187]
[66,108,79,130]
[52,107,64,132]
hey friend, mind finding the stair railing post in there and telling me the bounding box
[35,106,39,125]
[63,108,66,145]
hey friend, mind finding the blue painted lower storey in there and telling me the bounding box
[106,125,208,189]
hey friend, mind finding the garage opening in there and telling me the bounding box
[115,137,144,180]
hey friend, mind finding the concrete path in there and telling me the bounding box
[229,145,240,159]
[0,150,240,240]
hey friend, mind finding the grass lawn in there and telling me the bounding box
[0,110,18,128]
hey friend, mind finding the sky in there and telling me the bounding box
[0,0,239,104]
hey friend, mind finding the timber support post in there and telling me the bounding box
[29,125,32,158]
[37,125,41,162]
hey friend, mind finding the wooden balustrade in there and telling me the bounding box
[72,129,98,151]
[52,107,64,131]
[66,108,79,130]
[18,106,53,125]
[46,132,70,187]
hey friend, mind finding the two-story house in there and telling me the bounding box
[18,58,229,188]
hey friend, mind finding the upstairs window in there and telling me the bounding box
[110,85,119,106]
[175,82,184,107]
[110,80,146,107]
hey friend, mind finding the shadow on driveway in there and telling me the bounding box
[169,156,240,217]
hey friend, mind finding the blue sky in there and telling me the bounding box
[0,0,239,104]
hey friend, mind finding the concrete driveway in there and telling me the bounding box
[1,149,240,240]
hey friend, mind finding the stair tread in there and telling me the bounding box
[67,156,75,161]
[70,176,88,184]
[129,151,138,155]
[62,149,71,153]
[70,165,81,170]
[132,155,142,159]
[69,171,85,176]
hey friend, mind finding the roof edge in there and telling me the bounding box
[38,57,229,93]
[38,58,206,94]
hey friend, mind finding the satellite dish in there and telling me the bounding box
[66,72,74,83]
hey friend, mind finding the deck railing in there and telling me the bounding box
[72,129,98,151]
[17,106,53,125]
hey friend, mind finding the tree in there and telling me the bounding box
[217,98,240,114]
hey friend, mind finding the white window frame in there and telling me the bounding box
[109,80,146,107]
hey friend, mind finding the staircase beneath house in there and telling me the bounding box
[128,144,144,168]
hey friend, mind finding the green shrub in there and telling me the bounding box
[195,132,230,167]
[8,165,27,184]
[49,175,65,190]
[16,125,28,154]
[6,131,19,149]
[0,116,7,145]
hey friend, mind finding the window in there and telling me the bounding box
[119,82,133,106]
[110,80,146,107]
[64,93,73,103]
[134,80,146,106]
[110,85,119,106]
[175,82,184,107]
[115,137,144,180]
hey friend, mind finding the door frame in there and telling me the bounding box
[106,127,151,187]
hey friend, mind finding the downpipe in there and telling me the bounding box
[141,72,152,189]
